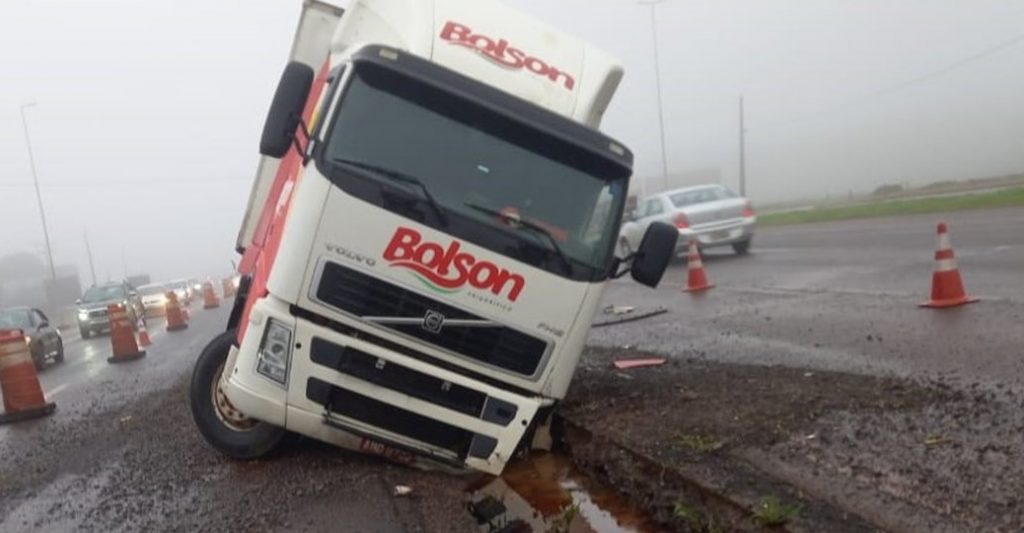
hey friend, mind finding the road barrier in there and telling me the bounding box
[107,304,146,363]
[0,329,56,424]
[222,278,236,298]
[165,292,189,331]
[202,281,221,309]
[921,222,979,308]
[683,240,714,293]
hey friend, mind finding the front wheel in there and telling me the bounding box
[732,239,751,255]
[55,339,65,363]
[190,329,285,459]
[80,327,91,339]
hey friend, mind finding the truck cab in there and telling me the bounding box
[190,0,676,475]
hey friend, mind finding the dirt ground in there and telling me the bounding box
[0,375,478,533]
[560,346,1024,532]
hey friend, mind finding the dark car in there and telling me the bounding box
[76,282,144,338]
[0,307,64,369]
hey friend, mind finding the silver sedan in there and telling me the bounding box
[618,184,756,256]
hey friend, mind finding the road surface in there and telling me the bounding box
[0,303,478,532]
[595,207,1024,388]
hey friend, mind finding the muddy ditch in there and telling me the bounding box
[557,346,1024,532]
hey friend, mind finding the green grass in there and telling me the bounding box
[674,433,724,453]
[759,187,1024,226]
[752,496,802,527]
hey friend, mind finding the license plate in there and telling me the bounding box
[711,230,731,240]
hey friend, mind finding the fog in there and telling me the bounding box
[2,0,1023,286]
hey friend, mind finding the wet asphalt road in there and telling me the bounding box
[594,207,1024,388]
[0,302,477,532]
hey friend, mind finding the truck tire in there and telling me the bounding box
[190,329,285,459]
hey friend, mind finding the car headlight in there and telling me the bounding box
[24,336,32,345]
[257,319,293,385]
[78,310,90,319]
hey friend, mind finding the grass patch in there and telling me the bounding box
[674,433,724,453]
[759,187,1024,226]
[673,502,725,533]
[752,496,802,527]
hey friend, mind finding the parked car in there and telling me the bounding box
[76,281,144,338]
[0,307,64,369]
[137,283,170,316]
[618,184,756,256]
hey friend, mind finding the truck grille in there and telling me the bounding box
[89,309,108,318]
[309,337,488,418]
[315,262,548,377]
[307,377,476,458]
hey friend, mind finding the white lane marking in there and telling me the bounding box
[46,383,69,398]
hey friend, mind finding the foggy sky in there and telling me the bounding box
[2,0,1023,284]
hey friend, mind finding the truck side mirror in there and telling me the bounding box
[630,222,677,288]
[259,61,315,158]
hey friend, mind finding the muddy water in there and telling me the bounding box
[466,453,658,532]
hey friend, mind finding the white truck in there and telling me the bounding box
[190,0,676,475]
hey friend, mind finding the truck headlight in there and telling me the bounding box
[257,319,292,385]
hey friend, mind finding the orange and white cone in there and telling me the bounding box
[107,304,146,363]
[0,329,56,424]
[165,292,189,331]
[683,240,714,293]
[137,319,152,348]
[920,222,979,308]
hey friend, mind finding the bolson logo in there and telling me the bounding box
[383,227,526,302]
[440,21,576,91]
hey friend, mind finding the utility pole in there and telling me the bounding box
[739,95,747,197]
[20,102,57,283]
[639,0,670,192]
[84,232,97,287]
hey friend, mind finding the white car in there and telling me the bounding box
[137,283,170,316]
[619,184,756,256]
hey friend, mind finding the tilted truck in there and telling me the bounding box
[189,0,677,475]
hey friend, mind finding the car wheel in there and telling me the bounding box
[190,329,286,459]
[80,327,91,339]
[732,239,751,255]
[55,339,65,363]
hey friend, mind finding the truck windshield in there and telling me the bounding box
[317,62,628,280]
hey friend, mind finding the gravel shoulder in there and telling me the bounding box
[560,346,1024,532]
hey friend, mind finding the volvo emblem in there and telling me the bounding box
[422,310,445,334]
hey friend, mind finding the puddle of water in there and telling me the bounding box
[466,452,658,533]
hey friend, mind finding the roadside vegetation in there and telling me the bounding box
[760,186,1024,226]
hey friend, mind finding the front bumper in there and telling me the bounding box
[675,217,756,252]
[224,296,542,475]
[77,314,110,331]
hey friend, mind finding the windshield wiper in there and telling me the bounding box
[331,158,448,227]
[464,202,572,275]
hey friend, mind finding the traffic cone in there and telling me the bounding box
[921,222,979,308]
[165,291,189,332]
[202,281,220,309]
[137,319,152,348]
[683,240,714,292]
[0,329,56,424]
[222,278,236,298]
[107,304,146,363]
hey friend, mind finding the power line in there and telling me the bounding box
[756,30,1024,131]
